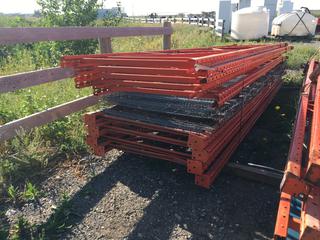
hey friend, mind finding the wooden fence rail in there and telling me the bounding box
[0,96,99,142]
[0,26,173,45]
[0,23,173,142]
[0,67,74,94]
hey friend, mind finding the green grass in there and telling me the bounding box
[282,44,319,86]
[112,23,219,52]
[286,44,318,70]
[0,20,318,196]
[0,15,39,27]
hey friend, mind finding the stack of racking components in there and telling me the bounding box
[62,43,291,188]
[274,60,320,239]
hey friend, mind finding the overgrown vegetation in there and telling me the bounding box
[286,44,318,70]
[35,0,103,63]
[0,0,110,198]
[282,44,319,86]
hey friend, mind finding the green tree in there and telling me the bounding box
[102,1,123,26]
[37,0,102,26]
[36,0,104,64]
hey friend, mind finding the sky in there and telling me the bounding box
[0,0,319,15]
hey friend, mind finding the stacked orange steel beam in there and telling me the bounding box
[274,60,320,240]
[61,43,288,98]
[62,43,290,188]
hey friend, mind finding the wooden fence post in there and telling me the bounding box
[163,22,172,50]
[99,37,112,53]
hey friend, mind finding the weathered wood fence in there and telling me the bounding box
[126,17,215,29]
[0,23,173,142]
[126,17,225,38]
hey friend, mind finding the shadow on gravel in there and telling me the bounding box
[124,158,278,240]
[0,213,10,239]
[37,152,279,240]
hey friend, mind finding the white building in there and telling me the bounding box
[214,0,232,33]
[278,0,294,14]
[231,0,251,11]
[239,0,252,9]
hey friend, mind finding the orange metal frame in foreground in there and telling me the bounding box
[274,60,320,239]
[305,65,320,185]
[280,60,320,197]
[274,189,320,239]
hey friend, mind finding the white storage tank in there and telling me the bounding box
[271,10,317,37]
[251,0,278,31]
[231,6,269,40]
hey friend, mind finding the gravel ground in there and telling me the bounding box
[3,151,278,240]
[1,88,299,240]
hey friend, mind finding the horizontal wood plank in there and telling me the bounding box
[0,67,74,93]
[0,26,173,45]
[0,95,100,142]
